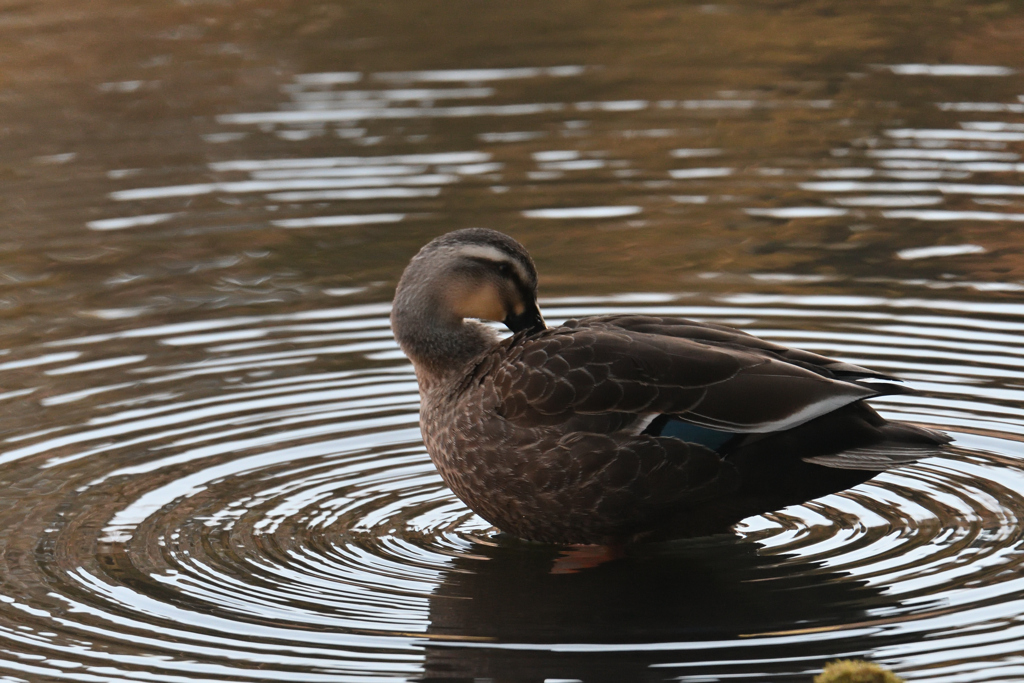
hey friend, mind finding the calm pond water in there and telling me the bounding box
[3,1,1024,681]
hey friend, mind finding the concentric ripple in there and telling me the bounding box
[0,291,1022,681]
[5,5,1024,678]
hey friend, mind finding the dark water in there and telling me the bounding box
[3,1,1024,680]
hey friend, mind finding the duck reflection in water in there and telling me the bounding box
[418,534,922,683]
[391,229,950,544]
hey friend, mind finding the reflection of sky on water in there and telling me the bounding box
[86,53,1024,278]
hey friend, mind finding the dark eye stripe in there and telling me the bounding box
[451,243,535,287]
[464,256,523,286]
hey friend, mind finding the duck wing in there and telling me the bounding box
[586,314,896,382]
[594,315,951,466]
[488,317,879,435]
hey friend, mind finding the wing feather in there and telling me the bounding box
[489,318,880,434]
[583,314,897,381]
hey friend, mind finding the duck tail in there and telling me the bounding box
[803,420,951,471]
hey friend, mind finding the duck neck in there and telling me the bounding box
[391,288,499,390]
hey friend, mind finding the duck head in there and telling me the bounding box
[392,229,545,379]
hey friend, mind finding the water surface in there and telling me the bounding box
[3,1,1024,681]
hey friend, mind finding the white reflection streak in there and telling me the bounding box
[479,131,546,142]
[669,168,734,179]
[111,175,457,201]
[575,100,648,111]
[87,213,180,231]
[681,100,758,109]
[371,65,584,82]
[271,214,405,229]
[815,168,874,178]
[522,206,642,219]
[287,87,495,102]
[267,188,441,202]
[801,181,1024,196]
[533,150,579,161]
[0,352,81,371]
[438,162,503,175]
[210,152,489,171]
[293,72,362,85]
[0,389,36,402]
[886,128,1024,142]
[898,244,987,260]
[539,159,605,171]
[249,165,427,179]
[881,170,961,181]
[885,210,1024,222]
[937,102,1024,113]
[217,103,565,125]
[883,64,1016,76]
[834,196,943,207]
[745,208,848,218]
[45,356,148,376]
[671,149,722,158]
[878,160,1024,172]
[867,149,1020,161]
[657,99,831,110]
[961,122,1024,132]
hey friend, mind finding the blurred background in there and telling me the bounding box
[2,1,1024,681]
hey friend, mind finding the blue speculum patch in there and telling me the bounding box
[654,418,736,452]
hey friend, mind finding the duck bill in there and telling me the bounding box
[504,303,546,334]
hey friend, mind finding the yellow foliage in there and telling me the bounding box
[814,659,905,683]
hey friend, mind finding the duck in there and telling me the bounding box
[391,228,951,544]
